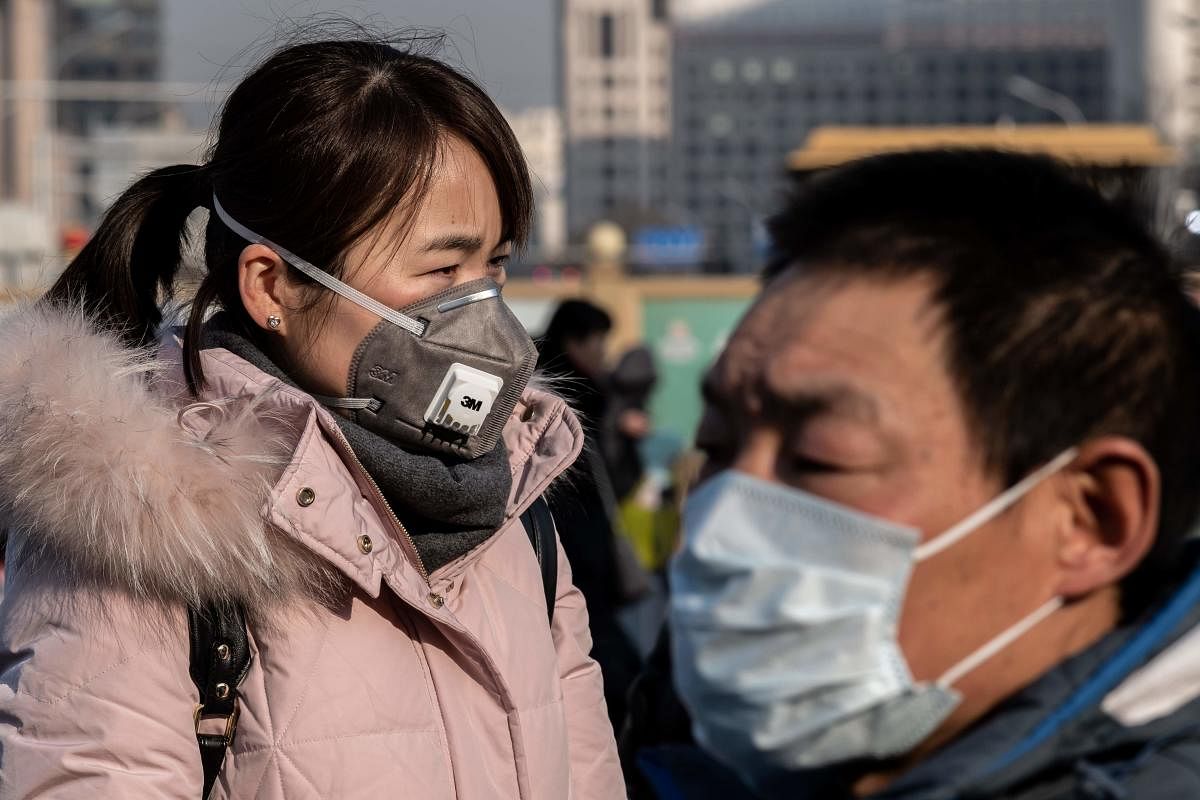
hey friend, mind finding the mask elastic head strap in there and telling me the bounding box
[211,193,426,337]
[310,394,382,412]
[914,448,1079,562]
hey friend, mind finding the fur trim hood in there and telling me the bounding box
[0,305,580,611]
[0,304,342,611]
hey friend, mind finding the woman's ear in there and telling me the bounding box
[1054,437,1160,599]
[237,244,293,334]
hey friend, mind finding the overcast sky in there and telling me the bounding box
[164,0,556,117]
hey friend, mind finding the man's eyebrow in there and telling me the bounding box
[419,234,484,254]
[703,368,879,423]
[762,381,881,425]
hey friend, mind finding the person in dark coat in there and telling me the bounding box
[627,150,1200,800]
[538,299,643,731]
[602,346,658,503]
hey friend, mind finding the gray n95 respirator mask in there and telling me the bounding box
[212,195,537,459]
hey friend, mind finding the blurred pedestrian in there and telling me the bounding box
[539,299,647,731]
[632,150,1200,799]
[0,35,623,799]
[603,345,658,503]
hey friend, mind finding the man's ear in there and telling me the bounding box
[1054,437,1159,598]
[237,244,294,334]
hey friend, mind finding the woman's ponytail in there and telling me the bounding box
[43,163,208,347]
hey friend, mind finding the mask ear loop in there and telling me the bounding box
[937,596,1065,688]
[915,448,1080,562]
[915,447,1078,688]
[210,193,427,337]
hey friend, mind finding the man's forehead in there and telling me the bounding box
[711,273,948,409]
[713,273,828,380]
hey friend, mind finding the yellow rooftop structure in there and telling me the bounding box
[788,125,1178,172]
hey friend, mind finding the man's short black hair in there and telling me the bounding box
[766,149,1200,613]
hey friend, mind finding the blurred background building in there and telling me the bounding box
[666,0,1146,270]
[0,0,203,290]
[505,105,568,260]
[0,0,1196,284]
[558,0,672,250]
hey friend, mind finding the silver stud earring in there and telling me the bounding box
[267,315,282,331]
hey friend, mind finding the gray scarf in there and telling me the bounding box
[201,314,512,572]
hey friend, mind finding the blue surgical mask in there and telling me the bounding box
[668,449,1076,791]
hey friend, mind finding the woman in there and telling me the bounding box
[0,38,623,799]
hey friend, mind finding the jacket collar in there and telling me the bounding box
[874,546,1200,800]
[0,304,581,611]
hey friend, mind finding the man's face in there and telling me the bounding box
[695,270,1069,733]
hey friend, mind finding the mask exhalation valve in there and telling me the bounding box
[424,363,505,437]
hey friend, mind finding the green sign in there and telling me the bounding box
[643,298,751,446]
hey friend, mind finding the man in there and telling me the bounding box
[634,150,1200,799]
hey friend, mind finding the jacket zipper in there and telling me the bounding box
[327,423,431,586]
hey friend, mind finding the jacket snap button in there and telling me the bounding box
[214,682,231,700]
[357,534,374,555]
[429,593,445,609]
[215,643,230,662]
[296,487,316,507]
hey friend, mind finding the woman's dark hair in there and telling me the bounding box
[44,35,533,393]
[536,299,613,373]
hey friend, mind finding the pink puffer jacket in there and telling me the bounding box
[0,306,625,799]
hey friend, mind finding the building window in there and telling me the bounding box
[771,59,795,83]
[742,59,765,83]
[711,59,735,84]
[600,14,615,59]
[708,113,734,137]
[652,0,668,21]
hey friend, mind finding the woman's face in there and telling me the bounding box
[242,135,512,398]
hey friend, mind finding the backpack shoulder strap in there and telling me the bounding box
[188,603,253,800]
[520,496,558,625]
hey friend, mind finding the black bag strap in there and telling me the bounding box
[520,496,558,625]
[188,603,252,800]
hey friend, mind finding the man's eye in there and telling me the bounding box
[789,454,839,475]
[489,255,511,270]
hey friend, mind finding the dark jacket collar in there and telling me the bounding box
[875,545,1200,800]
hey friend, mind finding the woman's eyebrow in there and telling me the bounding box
[420,234,484,254]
